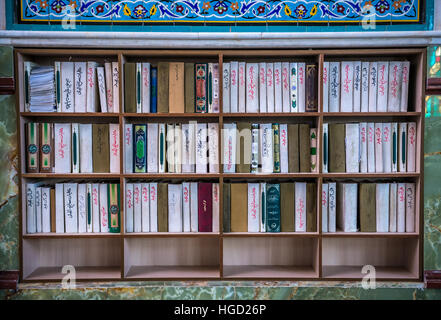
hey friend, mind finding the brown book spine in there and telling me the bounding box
[288,124,299,173]
[169,62,185,113]
[184,63,195,113]
[230,183,248,232]
[157,183,168,232]
[329,123,346,173]
[124,63,136,113]
[223,183,230,233]
[359,183,376,232]
[281,183,295,232]
[299,124,310,172]
[26,122,40,173]
[157,62,169,113]
[306,183,317,232]
[305,64,318,112]
[92,124,110,173]
[39,123,54,173]
[50,188,55,232]
[236,122,251,173]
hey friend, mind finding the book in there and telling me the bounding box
[288,124,299,172]
[238,62,246,113]
[55,62,61,112]
[337,183,358,232]
[297,63,306,112]
[272,123,281,173]
[359,183,376,232]
[104,62,114,112]
[98,183,108,233]
[158,123,166,173]
[377,61,389,112]
[210,63,220,113]
[166,124,175,173]
[124,124,133,173]
[92,183,100,232]
[125,183,134,233]
[23,61,37,111]
[135,63,142,113]
[290,62,298,112]
[222,62,230,113]
[96,67,108,112]
[149,183,158,232]
[147,123,159,173]
[391,122,398,172]
[208,123,219,173]
[133,124,147,173]
[169,62,185,113]
[182,182,191,232]
[112,62,120,113]
[195,63,208,113]
[79,124,93,173]
[359,122,367,173]
[157,62,169,113]
[399,122,407,172]
[246,63,259,113]
[185,63,195,113]
[54,123,71,173]
[64,183,78,233]
[407,122,416,172]
[86,184,92,233]
[109,123,120,173]
[328,123,345,173]
[124,63,136,113]
[306,183,317,232]
[376,183,390,232]
[382,123,392,173]
[361,62,370,112]
[329,62,340,112]
[374,123,383,173]
[133,183,141,233]
[174,123,182,173]
[231,183,247,232]
[273,62,282,112]
[141,62,151,113]
[26,183,37,233]
[86,61,98,112]
[26,122,39,173]
[260,123,273,173]
[279,124,288,173]
[251,123,259,173]
[223,183,230,233]
[71,123,79,173]
[61,62,74,112]
[340,61,354,112]
[92,123,110,173]
[266,63,275,113]
[157,183,168,232]
[74,62,87,112]
[259,62,267,113]
[367,122,376,173]
[190,182,198,232]
[401,61,410,112]
[182,123,195,173]
[247,183,260,232]
[322,183,328,233]
[223,123,236,173]
[299,124,310,172]
[305,64,318,112]
[388,61,402,112]
[196,123,208,173]
[295,182,306,232]
[141,183,150,232]
[151,67,158,113]
[280,183,294,232]
[198,182,213,232]
[397,183,406,232]
[55,183,64,233]
[236,122,251,173]
[322,123,328,173]
[353,61,362,112]
[168,184,183,232]
[281,62,291,112]
[368,62,378,112]
[212,183,220,233]
[266,184,281,232]
[260,182,267,232]
[108,184,120,233]
[230,61,239,113]
[41,187,51,233]
[389,183,397,232]
[345,123,359,173]
[405,183,415,232]
[328,182,336,232]
[310,128,318,173]
[323,62,329,112]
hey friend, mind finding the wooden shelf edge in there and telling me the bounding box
[22,173,121,178]
[323,112,421,117]
[224,232,319,237]
[322,232,419,238]
[322,173,420,178]
[124,232,220,237]
[23,233,121,239]
[20,112,120,117]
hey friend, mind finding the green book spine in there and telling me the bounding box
[266,184,281,232]
[158,183,168,232]
[310,128,317,172]
[273,123,281,173]
[288,124,299,172]
[184,63,195,113]
[223,183,231,233]
[306,183,317,232]
[134,124,147,173]
[92,124,110,173]
[329,123,346,173]
[299,124,310,172]
[124,63,137,113]
[281,183,295,232]
[26,122,39,173]
[359,183,376,232]
[107,183,121,233]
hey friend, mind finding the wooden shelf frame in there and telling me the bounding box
[15,48,425,282]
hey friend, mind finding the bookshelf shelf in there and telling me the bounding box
[16,48,425,282]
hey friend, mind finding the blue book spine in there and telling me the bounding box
[150,67,158,113]
[134,124,147,173]
[266,183,281,232]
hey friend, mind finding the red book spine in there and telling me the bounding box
[198,182,212,232]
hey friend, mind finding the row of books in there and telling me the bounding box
[322,182,416,233]
[125,182,219,233]
[223,182,316,233]
[25,183,120,234]
[323,61,410,112]
[323,122,416,173]
[25,122,120,173]
[222,62,317,113]
[224,123,317,173]
[124,123,219,173]
[124,62,219,114]
[24,61,119,113]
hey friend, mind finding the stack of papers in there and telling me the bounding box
[29,66,56,112]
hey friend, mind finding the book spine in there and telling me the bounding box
[246,63,259,113]
[306,183,317,232]
[134,124,147,173]
[399,122,407,172]
[368,62,378,112]
[55,61,62,112]
[266,63,275,113]
[104,62,114,112]
[208,123,219,173]
[329,62,340,112]
[92,183,100,232]
[322,183,328,232]
[407,122,416,172]
[339,183,358,232]
[168,184,183,232]
[157,62,169,113]
[74,62,87,112]
[361,61,370,112]
[310,127,318,173]
[266,184,281,232]
[305,64,318,112]
[223,183,231,233]
[230,61,238,113]
[124,124,133,173]
[322,123,328,173]
[340,61,354,112]
[222,62,230,113]
[149,183,158,232]
[79,124,93,173]
[388,61,402,112]
[345,123,360,173]
[280,183,294,232]
[198,182,213,232]
[196,123,208,173]
[400,61,410,112]
[238,62,246,113]
[141,62,151,113]
[174,123,182,173]
[397,183,406,232]
[133,183,141,233]
[141,183,150,232]
[328,182,336,232]
[24,62,31,111]
[136,63,142,113]
[272,123,280,173]
[377,61,389,112]
[71,123,80,173]
[322,62,329,112]
[86,184,92,232]
[359,122,368,173]
[405,183,415,232]
[185,63,195,113]
[391,122,398,172]
[41,187,51,233]
[359,183,376,232]
[54,123,71,173]
[212,183,220,233]
[61,62,74,112]
[282,62,290,113]
[182,123,195,173]
[295,182,306,232]
[376,183,390,232]
[55,183,64,233]
[259,62,267,113]
[112,61,120,113]
[389,183,397,232]
[147,123,159,173]
[86,61,97,112]
[367,122,376,173]
[260,123,273,173]
[150,67,158,113]
[353,61,362,112]
[182,182,191,232]
[195,63,208,113]
[247,183,260,232]
[78,184,87,233]
[251,123,259,173]
[289,62,298,112]
[382,123,392,173]
[297,63,306,112]
[212,63,220,113]
[96,67,108,112]
[374,123,383,173]
[158,123,166,173]
[260,182,266,232]
[108,184,121,234]
[26,122,39,173]
[223,123,236,173]
[190,182,198,232]
[26,184,37,233]
[279,124,288,173]
[64,183,78,233]
[99,183,109,233]
[125,183,134,233]
[169,62,185,113]
[299,124,311,173]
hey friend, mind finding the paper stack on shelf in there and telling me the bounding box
[29,66,56,112]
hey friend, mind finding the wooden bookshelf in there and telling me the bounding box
[16,48,425,282]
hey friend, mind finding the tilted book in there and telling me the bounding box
[74,62,87,112]
[61,62,74,112]
[86,61,99,112]
[376,61,389,112]
[168,184,183,232]
[109,123,120,173]
[273,62,283,113]
[222,62,231,113]
[125,183,134,233]
[71,123,80,173]
[79,124,93,173]
[259,62,267,113]
[246,63,259,113]
[247,183,260,232]
[238,62,246,113]
[54,123,71,173]
[96,67,108,112]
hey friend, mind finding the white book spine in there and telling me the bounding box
[328,182,336,232]
[407,122,416,172]
[182,182,191,232]
[392,122,398,172]
[279,124,288,173]
[136,63,142,113]
[147,123,159,173]
[86,184,93,232]
[124,124,133,173]
[289,62,298,113]
[368,62,378,112]
[273,62,283,112]
[246,63,259,113]
[367,122,376,173]
[338,183,358,232]
[41,187,51,233]
[281,62,290,112]
[208,123,219,173]
[376,183,390,232]
[238,62,246,113]
[329,62,340,112]
[112,61,120,113]
[322,62,329,112]
[297,63,306,112]
[109,123,120,173]
[182,123,195,173]
[174,124,182,173]
[399,122,407,172]
[345,123,360,173]
[322,183,329,232]
[322,123,329,173]
[260,182,266,232]
[35,187,42,233]
[222,62,231,113]
[382,123,392,173]
[26,184,36,234]
[266,63,275,113]
[405,183,415,233]
[259,62,267,113]
[166,124,175,173]
[54,61,61,112]
[374,123,383,173]
[353,61,362,112]
[389,183,397,232]
[99,184,108,233]
[359,122,368,173]
[64,183,78,233]
[77,184,87,233]
[223,123,236,173]
[54,123,71,173]
[149,183,158,232]
[377,62,389,112]
[74,62,87,112]
[141,183,150,232]
[397,183,406,232]
[104,62,114,113]
[158,124,166,173]
[141,62,151,113]
[247,183,260,232]
[92,183,100,232]
[96,67,108,112]
[133,183,141,233]
[230,61,239,113]
[260,123,273,173]
[388,61,402,112]
[340,61,354,112]
[55,183,64,233]
[168,184,183,232]
[71,123,80,173]
[361,62,370,112]
[295,182,307,232]
[190,182,198,232]
[196,123,208,173]
[61,62,74,112]
[125,183,134,233]
[400,61,410,112]
[212,183,220,233]
[79,124,93,173]
[86,61,97,112]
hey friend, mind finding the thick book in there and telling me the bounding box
[297,63,306,112]
[359,122,368,173]
[368,62,378,112]
[74,62,87,112]
[322,123,329,173]
[208,123,219,173]
[185,63,195,113]
[223,123,237,173]
[337,183,358,232]
[26,122,39,173]
[149,183,158,232]
[231,183,247,232]
[274,62,283,112]
[238,62,246,113]
[328,182,337,232]
[374,123,383,173]
[388,61,402,112]
[295,182,306,232]
[260,123,273,173]
[124,124,133,173]
[35,187,42,233]
[99,183,109,233]
[280,124,288,173]
[71,123,80,173]
[157,183,168,232]
[401,61,410,112]
[367,122,376,173]
[133,124,147,173]
[310,128,318,173]
[359,183,376,232]
[247,183,260,232]
[109,123,120,173]
[282,62,290,112]
[328,123,345,173]
[166,124,175,173]
[157,62,169,113]
[168,184,183,232]
[222,62,230,113]
[251,124,259,173]
[399,122,407,172]
[96,67,108,112]
[55,183,64,233]
[287,124,299,172]
[212,183,220,233]
[147,123,159,173]
[182,182,191,232]
[306,183,317,232]
[397,183,406,232]
[272,123,281,173]
[210,63,220,113]
[133,183,141,233]
[407,122,416,172]
[141,183,150,232]
[124,63,136,113]
[361,61,370,112]
[280,183,294,232]
[246,63,259,113]
[108,183,120,233]
[174,123,182,173]
[329,62,340,112]
[290,62,298,112]
[377,61,389,112]
[236,122,251,173]
[125,183,134,233]
[223,183,231,233]
[79,124,93,173]
[104,62,114,113]
[26,183,37,233]
[376,183,390,232]
[345,123,360,173]
[305,64,318,112]
[322,183,328,233]
[54,123,71,173]
[405,183,415,232]
[323,62,329,112]
[64,183,78,233]
[196,123,208,173]
[382,123,392,173]
[392,122,399,172]
[86,61,99,112]
[92,123,110,173]
[195,63,208,113]
[41,187,51,233]
[151,67,158,113]
[158,123,166,173]
[230,61,239,113]
[182,123,195,173]
[389,183,397,232]
[61,62,74,112]
[112,62,120,113]
[299,124,310,172]
[141,62,150,113]
[91,183,100,232]
[190,182,198,232]
[169,62,185,113]
[198,182,213,232]
[340,61,354,112]
[266,184,281,232]
[353,61,362,112]
[266,63,275,113]
[259,62,267,113]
